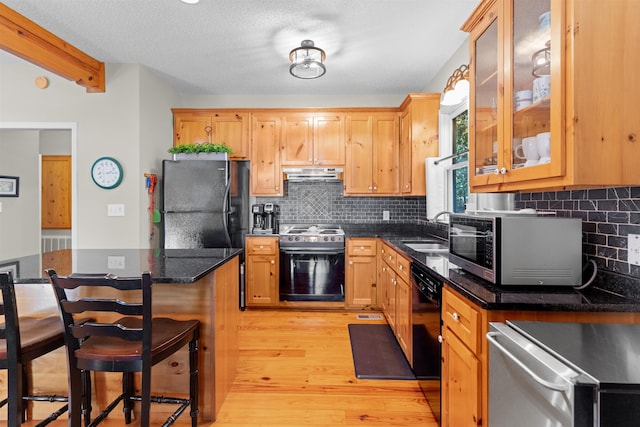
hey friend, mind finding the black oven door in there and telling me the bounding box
[279,248,345,302]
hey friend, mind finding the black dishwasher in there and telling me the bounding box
[410,261,443,423]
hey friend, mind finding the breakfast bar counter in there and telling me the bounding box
[0,248,242,423]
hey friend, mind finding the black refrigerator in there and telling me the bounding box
[162,159,250,307]
[162,159,250,249]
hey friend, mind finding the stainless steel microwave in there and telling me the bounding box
[448,214,583,286]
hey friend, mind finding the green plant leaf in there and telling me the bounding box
[168,142,232,154]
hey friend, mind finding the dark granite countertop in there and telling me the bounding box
[341,223,640,313]
[0,248,243,284]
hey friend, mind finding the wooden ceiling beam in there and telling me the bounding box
[0,3,105,93]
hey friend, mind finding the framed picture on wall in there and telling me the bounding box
[0,176,19,197]
[0,261,19,279]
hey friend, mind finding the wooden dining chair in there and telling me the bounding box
[0,271,70,426]
[46,269,200,427]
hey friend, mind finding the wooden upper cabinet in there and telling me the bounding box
[372,112,401,195]
[464,0,640,192]
[281,113,345,166]
[211,112,250,159]
[344,114,374,194]
[42,155,71,229]
[251,114,283,196]
[399,94,440,196]
[345,112,399,195]
[172,110,249,159]
[281,114,314,165]
[314,114,345,166]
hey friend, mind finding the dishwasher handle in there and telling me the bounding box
[487,331,569,392]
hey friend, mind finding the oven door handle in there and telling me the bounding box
[280,248,345,255]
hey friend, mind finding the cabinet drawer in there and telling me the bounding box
[246,237,278,255]
[442,287,481,354]
[347,238,377,256]
[380,243,397,270]
[396,255,411,283]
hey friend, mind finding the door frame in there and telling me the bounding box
[0,121,77,251]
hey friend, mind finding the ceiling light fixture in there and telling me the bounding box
[289,40,326,79]
[441,64,470,106]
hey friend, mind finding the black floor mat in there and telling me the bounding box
[348,323,416,380]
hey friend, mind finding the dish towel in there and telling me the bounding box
[426,157,446,220]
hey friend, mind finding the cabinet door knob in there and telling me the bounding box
[500,167,507,174]
[360,246,365,250]
[349,261,353,265]
[270,260,275,264]
[399,265,403,271]
[437,335,443,343]
[259,245,264,249]
[452,312,460,321]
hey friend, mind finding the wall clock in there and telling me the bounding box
[91,157,123,189]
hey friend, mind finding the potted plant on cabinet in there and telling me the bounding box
[168,142,232,160]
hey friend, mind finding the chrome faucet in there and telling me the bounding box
[430,211,453,223]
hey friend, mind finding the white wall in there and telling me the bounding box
[0,130,40,258]
[423,39,470,94]
[0,59,180,252]
[179,93,408,109]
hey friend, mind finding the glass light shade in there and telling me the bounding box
[441,79,469,106]
[289,40,326,79]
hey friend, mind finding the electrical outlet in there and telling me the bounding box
[383,210,390,221]
[107,256,125,269]
[629,234,640,266]
[107,204,125,217]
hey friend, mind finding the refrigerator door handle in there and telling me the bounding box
[222,170,232,247]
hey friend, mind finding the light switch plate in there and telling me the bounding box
[107,204,125,217]
[629,234,640,266]
[383,210,390,221]
[107,256,125,269]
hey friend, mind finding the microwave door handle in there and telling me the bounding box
[486,332,569,392]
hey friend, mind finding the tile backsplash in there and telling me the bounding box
[256,181,427,224]
[516,187,640,278]
[257,182,640,279]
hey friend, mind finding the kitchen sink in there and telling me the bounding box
[402,240,449,253]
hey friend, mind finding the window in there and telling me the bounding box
[451,110,468,213]
[438,100,469,214]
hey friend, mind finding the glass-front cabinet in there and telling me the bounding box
[465,0,640,193]
[467,0,561,190]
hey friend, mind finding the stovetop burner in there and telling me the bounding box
[279,224,345,247]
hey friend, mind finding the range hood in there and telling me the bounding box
[283,167,343,182]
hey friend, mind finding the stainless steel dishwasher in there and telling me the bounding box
[488,321,640,427]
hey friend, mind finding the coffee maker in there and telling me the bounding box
[251,204,266,234]
[263,203,279,234]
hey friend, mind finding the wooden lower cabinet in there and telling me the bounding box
[345,238,377,308]
[441,327,481,427]
[441,285,640,427]
[378,241,412,363]
[245,236,279,307]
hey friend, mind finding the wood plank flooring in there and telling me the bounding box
[15,310,437,426]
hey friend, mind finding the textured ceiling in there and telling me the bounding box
[1,0,478,96]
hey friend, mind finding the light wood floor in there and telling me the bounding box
[16,310,437,426]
